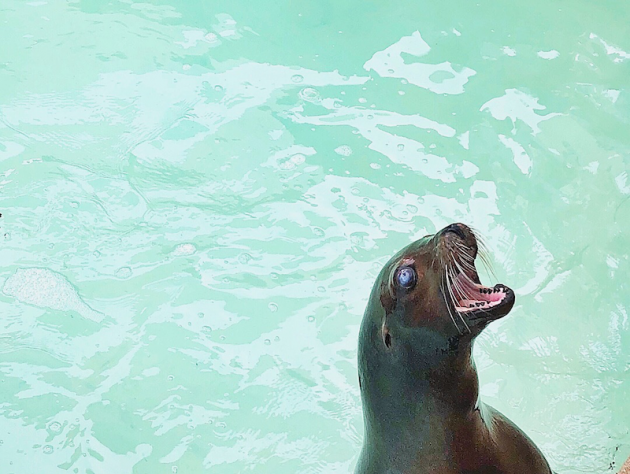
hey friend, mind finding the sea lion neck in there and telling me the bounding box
[358,312,481,419]
[357,313,482,470]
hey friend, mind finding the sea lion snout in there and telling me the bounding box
[437,222,479,262]
[441,222,468,240]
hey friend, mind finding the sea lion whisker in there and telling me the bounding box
[471,233,497,280]
[452,258,476,290]
[456,256,477,273]
[444,290,466,335]
[447,265,468,311]
[452,260,476,302]
[444,266,457,305]
[448,264,464,300]
[447,267,470,333]
[453,245,476,268]
[445,266,459,310]
[478,251,498,282]
[442,273,465,335]
[453,240,474,256]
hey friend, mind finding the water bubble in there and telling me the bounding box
[43,445,53,454]
[397,144,405,151]
[317,286,326,293]
[93,250,100,257]
[197,312,205,318]
[370,163,381,170]
[406,204,418,213]
[216,422,227,428]
[313,227,325,237]
[291,74,304,83]
[201,326,212,336]
[238,253,253,264]
[167,375,174,381]
[350,233,364,246]
[173,243,196,256]
[290,153,305,165]
[268,303,278,312]
[401,79,408,85]
[4,233,11,241]
[48,243,54,249]
[398,91,405,95]
[115,267,132,279]
[333,100,342,108]
[351,188,360,195]
[367,114,374,120]
[358,98,367,104]
[387,68,395,74]
[308,315,315,322]
[49,421,62,433]
[274,336,280,342]
[172,467,178,474]
[214,85,224,92]
[299,87,320,102]
[334,145,353,157]
[264,339,271,345]
[279,159,295,170]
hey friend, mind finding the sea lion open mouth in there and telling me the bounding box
[452,275,514,320]
[439,223,515,326]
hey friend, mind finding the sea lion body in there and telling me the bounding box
[355,224,553,474]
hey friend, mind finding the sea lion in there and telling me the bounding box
[355,222,553,474]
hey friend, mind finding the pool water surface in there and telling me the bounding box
[0,1,629,473]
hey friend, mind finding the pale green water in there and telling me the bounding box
[0,1,629,473]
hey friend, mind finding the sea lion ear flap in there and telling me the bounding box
[382,323,392,349]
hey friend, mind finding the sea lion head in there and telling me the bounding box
[359,222,515,380]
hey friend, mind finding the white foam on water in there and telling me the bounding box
[3,268,104,322]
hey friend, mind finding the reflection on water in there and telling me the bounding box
[0,1,629,473]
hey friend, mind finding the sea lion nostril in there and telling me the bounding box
[443,223,467,240]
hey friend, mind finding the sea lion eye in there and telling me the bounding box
[395,266,416,289]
